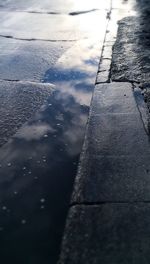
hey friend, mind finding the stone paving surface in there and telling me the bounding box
[59,80,150,263]
[58,0,150,263]
[0,2,111,264]
[111,16,150,83]
[71,83,150,204]
[58,204,150,264]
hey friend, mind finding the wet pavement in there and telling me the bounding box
[1,0,150,263]
[0,0,112,263]
[58,1,150,264]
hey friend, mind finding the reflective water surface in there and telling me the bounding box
[0,0,138,263]
[0,1,109,263]
[0,89,89,263]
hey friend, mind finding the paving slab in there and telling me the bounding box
[84,113,150,156]
[72,155,150,203]
[98,58,111,72]
[0,10,107,41]
[92,83,138,114]
[59,204,150,264]
[0,37,70,82]
[0,0,111,13]
[96,71,109,83]
[71,82,150,203]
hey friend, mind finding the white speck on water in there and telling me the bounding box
[40,205,45,210]
[7,163,12,167]
[14,191,18,195]
[57,123,61,126]
[22,167,26,170]
[43,159,47,163]
[2,206,7,211]
[28,171,32,175]
[40,198,45,203]
[21,219,27,225]
[44,134,48,138]
[48,103,52,106]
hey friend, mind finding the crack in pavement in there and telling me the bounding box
[0,8,102,16]
[0,10,61,15]
[0,79,54,86]
[69,9,99,16]
[70,201,150,207]
[0,34,77,42]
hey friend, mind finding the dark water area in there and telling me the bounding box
[0,1,106,263]
[0,61,97,263]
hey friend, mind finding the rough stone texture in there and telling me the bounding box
[102,45,113,60]
[96,71,109,83]
[98,58,111,72]
[111,16,150,83]
[71,83,150,203]
[59,204,150,264]
[0,80,53,146]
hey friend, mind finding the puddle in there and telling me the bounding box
[0,88,90,263]
[0,36,102,264]
[0,0,140,263]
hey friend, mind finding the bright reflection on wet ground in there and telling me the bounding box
[0,0,138,263]
[0,90,89,263]
[0,1,109,263]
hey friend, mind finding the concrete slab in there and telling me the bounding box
[0,0,111,13]
[98,58,111,72]
[93,83,138,114]
[71,82,150,203]
[0,80,53,146]
[0,10,107,41]
[72,155,150,202]
[0,37,70,82]
[84,113,149,157]
[96,71,109,83]
[59,204,150,264]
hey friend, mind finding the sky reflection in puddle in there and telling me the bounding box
[0,0,111,13]
[0,0,140,263]
[0,35,102,264]
[0,0,139,263]
[0,88,89,263]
